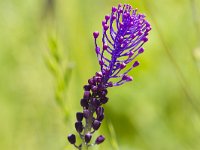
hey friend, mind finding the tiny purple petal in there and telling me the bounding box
[93,31,99,38]
[128,51,134,57]
[84,91,91,99]
[76,112,83,121]
[88,78,94,85]
[83,109,90,118]
[84,85,91,91]
[75,121,83,133]
[112,6,117,12]
[93,120,101,130]
[101,89,108,96]
[97,114,104,121]
[91,98,100,108]
[95,135,105,144]
[96,107,104,116]
[143,37,148,42]
[91,86,98,92]
[96,72,103,77]
[107,82,113,87]
[102,20,106,26]
[119,36,124,43]
[146,27,151,32]
[111,15,116,20]
[68,134,76,144]
[133,61,139,67]
[138,31,143,36]
[103,24,109,31]
[138,47,144,54]
[85,133,92,143]
[103,44,108,50]
[95,46,100,54]
[122,75,133,82]
[100,97,109,104]
[105,15,110,21]
[80,98,88,107]
[120,62,126,69]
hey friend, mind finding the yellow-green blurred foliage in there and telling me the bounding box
[1,0,200,150]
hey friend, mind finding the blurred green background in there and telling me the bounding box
[1,0,200,150]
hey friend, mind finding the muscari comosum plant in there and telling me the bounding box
[68,4,151,150]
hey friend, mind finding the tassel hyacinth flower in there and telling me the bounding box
[68,4,151,149]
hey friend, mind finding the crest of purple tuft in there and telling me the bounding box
[93,4,151,87]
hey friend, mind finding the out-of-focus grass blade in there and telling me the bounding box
[48,37,60,63]
[64,63,74,89]
[194,47,200,71]
[44,55,59,77]
[107,121,120,150]
[45,35,73,121]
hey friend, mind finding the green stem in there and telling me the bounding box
[81,105,95,150]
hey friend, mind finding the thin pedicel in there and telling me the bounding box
[68,4,151,149]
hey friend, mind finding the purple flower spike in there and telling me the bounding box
[93,4,151,86]
[68,4,151,149]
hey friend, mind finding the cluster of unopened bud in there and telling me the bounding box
[68,72,107,149]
